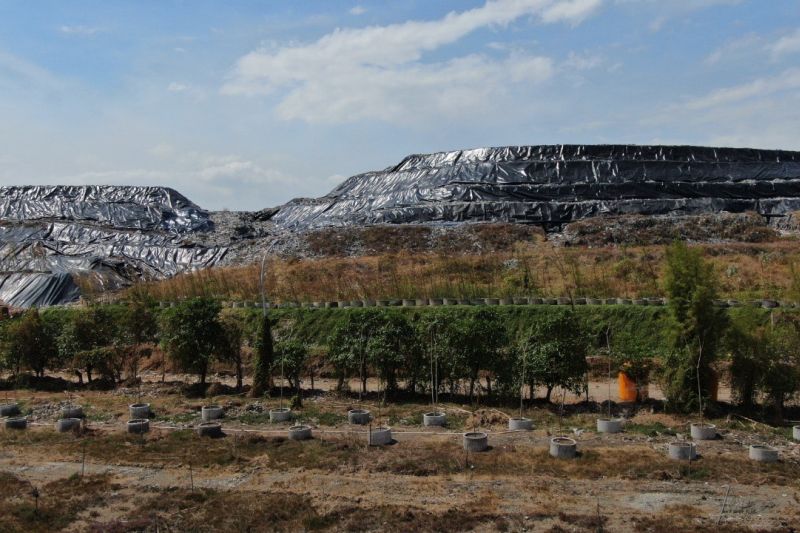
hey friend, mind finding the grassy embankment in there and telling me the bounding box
[126,240,800,303]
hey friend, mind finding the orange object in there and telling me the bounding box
[618,372,637,402]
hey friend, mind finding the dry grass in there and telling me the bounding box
[128,239,800,302]
[0,474,115,533]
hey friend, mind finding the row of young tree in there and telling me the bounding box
[0,241,798,416]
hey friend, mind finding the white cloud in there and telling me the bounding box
[768,28,800,59]
[563,51,604,70]
[60,25,101,36]
[614,0,743,32]
[541,0,603,24]
[683,68,800,111]
[704,33,761,65]
[349,5,366,16]
[222,0,601,123]
[0,49,64,92]
[167,82,189,93]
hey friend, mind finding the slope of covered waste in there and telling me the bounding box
[270,145,800,229]
[0,186,226,308]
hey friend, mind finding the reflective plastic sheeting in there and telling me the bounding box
[0,186,225,308]
[270,145,800,229]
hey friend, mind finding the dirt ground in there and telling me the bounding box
[1,378,798,532]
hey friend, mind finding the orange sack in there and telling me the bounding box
[618,372,638,402]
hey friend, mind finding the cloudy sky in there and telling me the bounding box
[1,0,799,210]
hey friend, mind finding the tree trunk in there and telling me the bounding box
[86,366,93,384]
[200,367,207,387]
[469,378,475,402]
[486,376,492,397]
[545,385,554,403]
[235,357,243,392]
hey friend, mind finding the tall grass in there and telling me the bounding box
[127,240,800,303]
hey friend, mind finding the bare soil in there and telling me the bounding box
[1,381,798,532]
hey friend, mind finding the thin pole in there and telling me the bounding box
[696,342,704,422]
[606,328,612,419]
[260,241,279,402]
[430,330,435,407]
[519,347,526,418]
[716,485,731,526]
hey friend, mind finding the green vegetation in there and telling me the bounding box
[159,298,226,386]
[250,313,274,397]
[660,240,729,414]
[1,259,798,416]
[517,310,588,402]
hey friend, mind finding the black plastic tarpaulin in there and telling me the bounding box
[271,145,800,229]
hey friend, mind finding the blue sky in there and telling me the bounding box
[0,0,799,210]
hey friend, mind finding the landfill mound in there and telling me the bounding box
[4,145,800,307]
[0,186,226,308]
[270,145,800,229]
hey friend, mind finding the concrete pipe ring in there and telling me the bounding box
[749,445,778,463]
[690,423,717,441]
[513,297,528,305]
[369,427,393,446]
[508,417,533,431]
[269,407,293,423]
[5,417,27,430]
[348,409,371,425]
[127,418,150,434]
[463,432,489,452]
[350,300,363,308]
[61,406,84,419]
[793,425,800,442]
[288,424,313,440]
[402,299,415,307]
[668,441,696,460]
[550,437,577,459]
[596,418,624,433]
[429,298,443,306]
[129,403,151,419]
[423,412,447,427]
[201,405,224,422]
[196,422,223,438]
[0,403,20,417]
[56,418,81,433]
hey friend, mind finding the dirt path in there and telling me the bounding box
[1,451,796,531]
